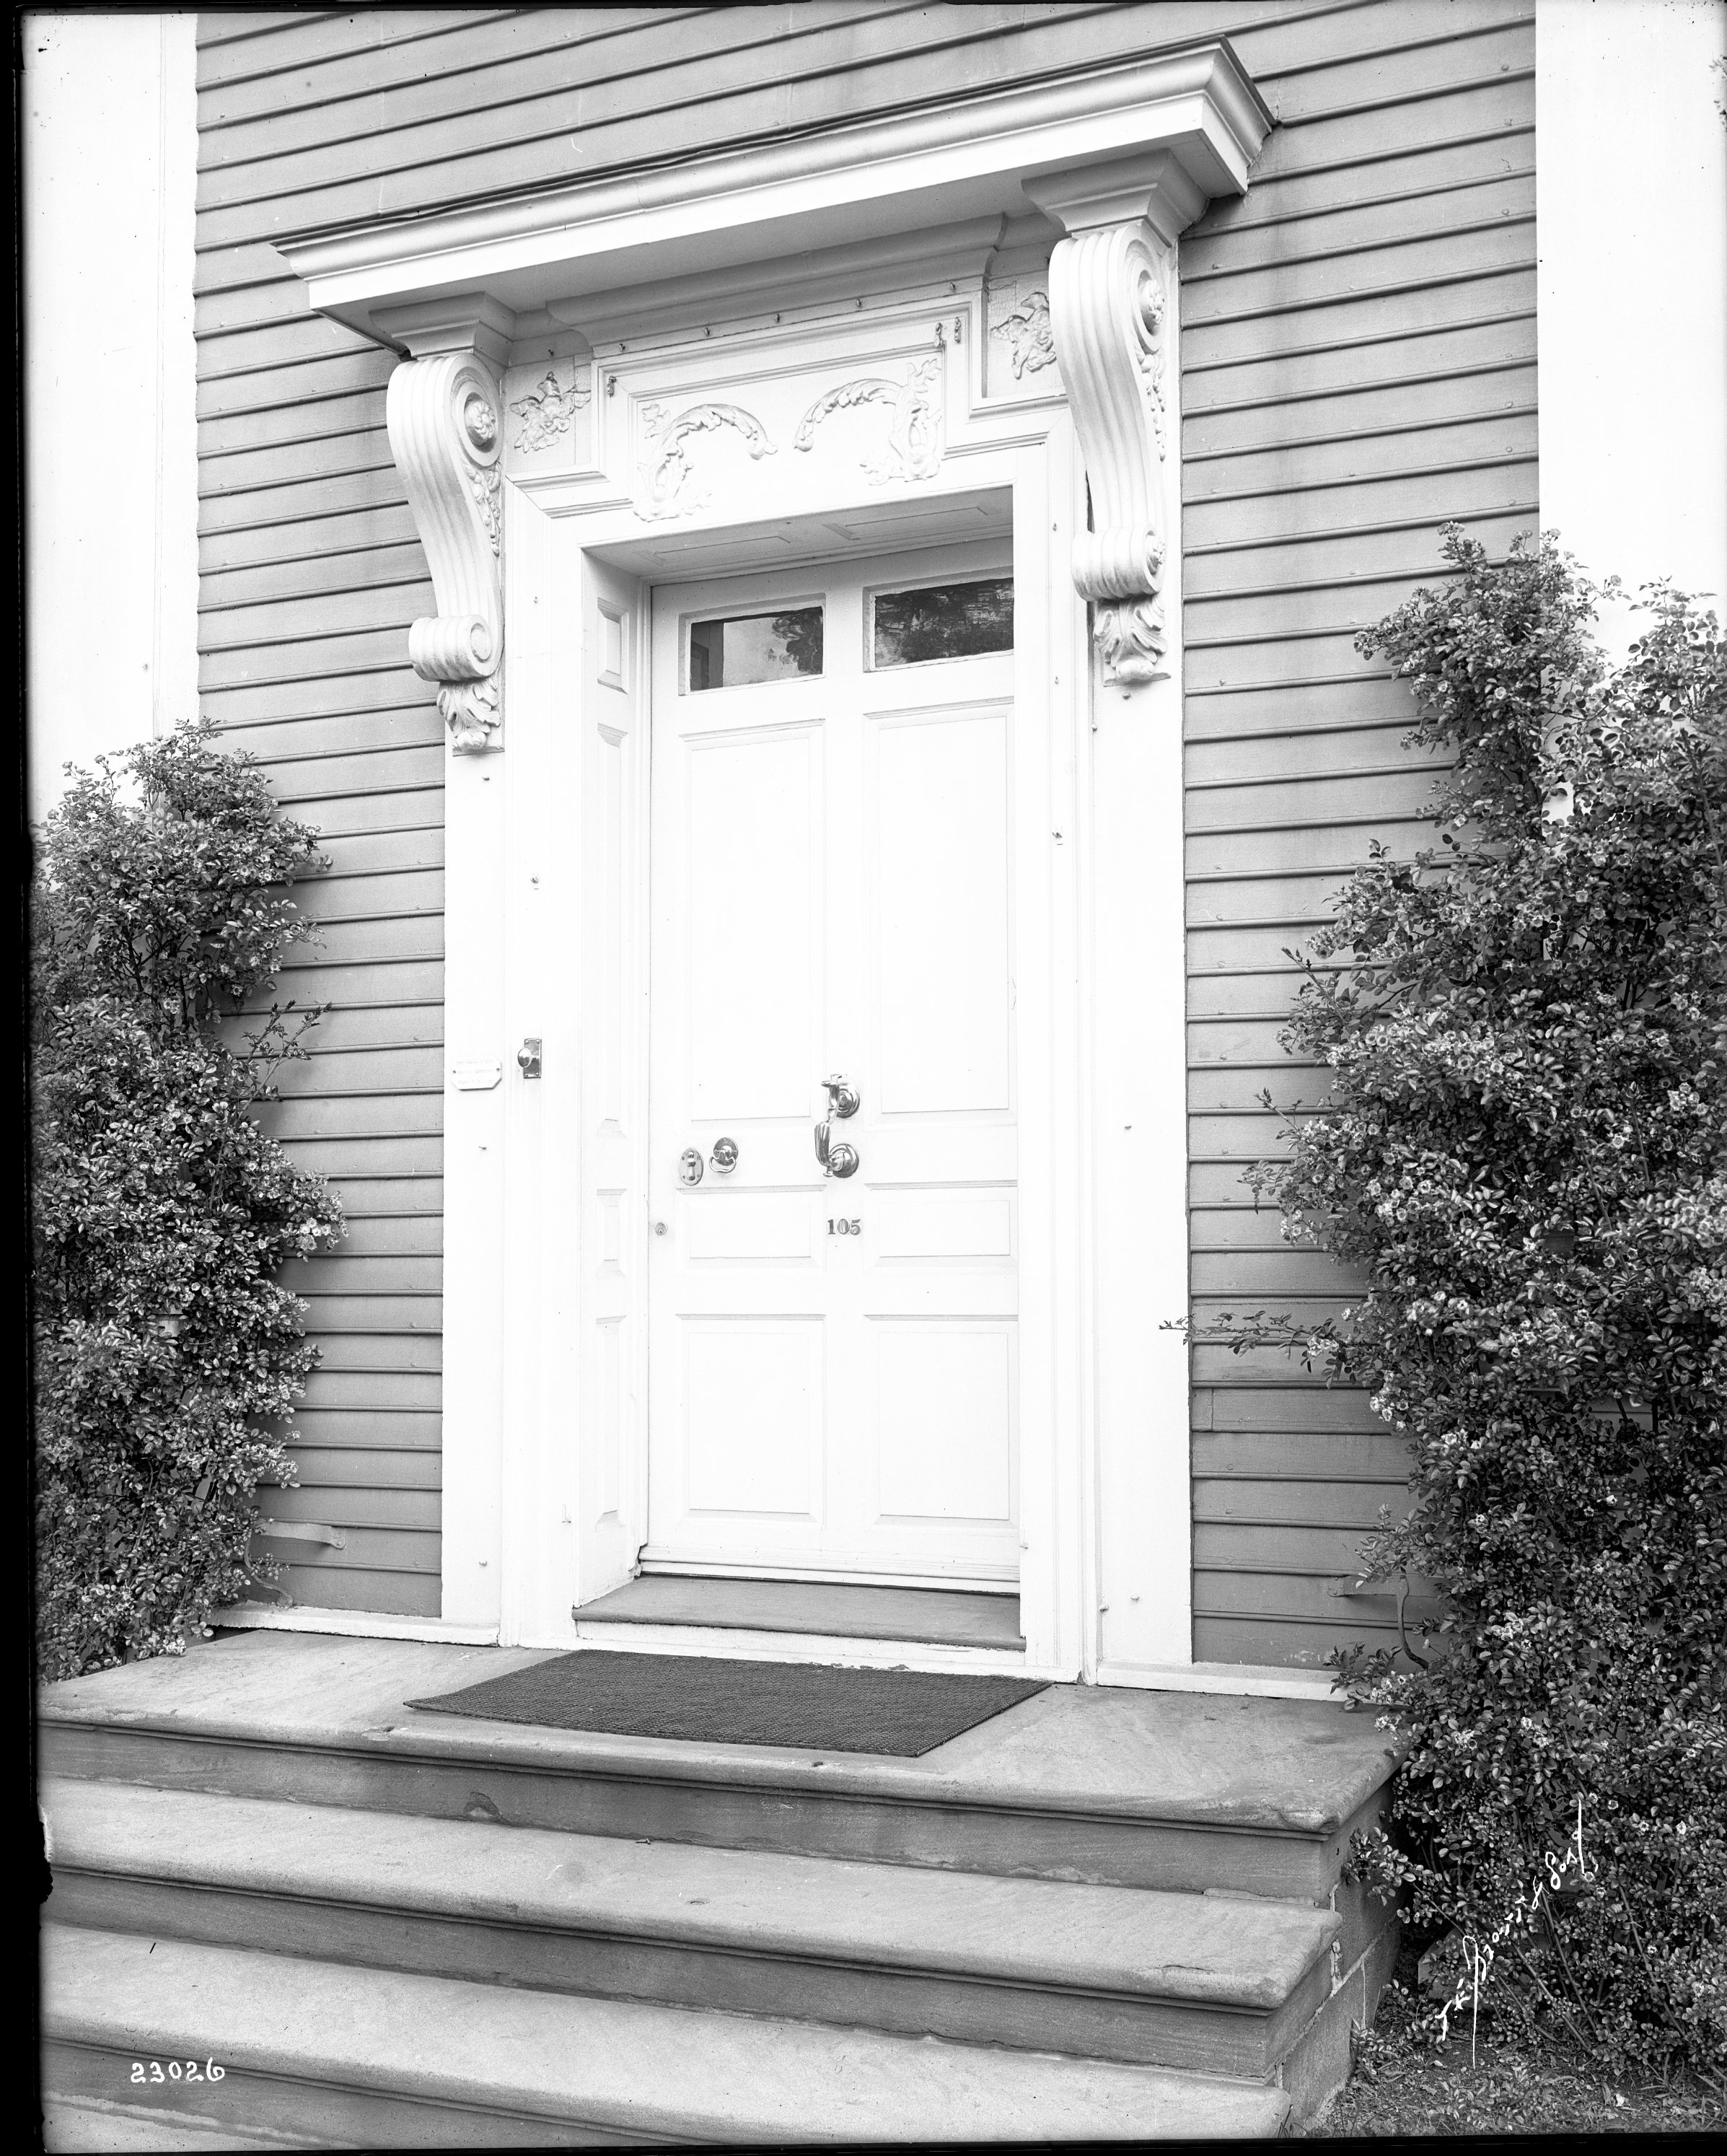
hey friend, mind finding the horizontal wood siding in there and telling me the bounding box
[197,18,444,1617]
[198,1,1536,1647]
[1180,0,1537,1666]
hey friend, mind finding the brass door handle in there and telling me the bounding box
[814,1118,859,1180]
[822,1074,860,1118]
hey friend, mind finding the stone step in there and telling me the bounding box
[39,1632,1397,1901]
[42,2094,322,2152]
[43,1778,1340,2079]
[43,1927,1294,2145]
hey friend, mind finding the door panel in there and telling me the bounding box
[871,705,1012,1115]
[685,724,822,1121]
[647,549,1019,1585]
[873,1323,1016,1522]
[683,1320,822,1518]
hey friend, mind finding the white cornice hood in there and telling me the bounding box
[280,40,1273,358]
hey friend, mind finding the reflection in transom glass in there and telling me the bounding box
[870,578,1014,668]
[688,606,824,691]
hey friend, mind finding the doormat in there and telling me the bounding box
[405,1649,1048,1758]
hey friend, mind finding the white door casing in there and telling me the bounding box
[645,549,1020,1587]
[382,239,1204,1675]
[573,553,653,1605]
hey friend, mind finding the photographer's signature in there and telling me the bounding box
[1432,1797,1598,2056]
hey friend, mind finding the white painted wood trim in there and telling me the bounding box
[1089,249,1194,1677]
[1536,0,1727,654]
[25,13,198,820]
[370,223,1213,1678]
[439,693,509,1626]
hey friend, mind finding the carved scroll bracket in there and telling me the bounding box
[1045,221,1173,685]
[1027,154,1208,688]
[385,351,506,751]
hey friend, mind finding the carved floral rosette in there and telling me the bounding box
[1046,222,1173,685]
[385,352,506,750]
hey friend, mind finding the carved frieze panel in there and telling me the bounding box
[609,317,958,527]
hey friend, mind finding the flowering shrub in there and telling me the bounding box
[1214,530,1726,2077]
[32,723,343,1679]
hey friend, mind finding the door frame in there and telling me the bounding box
[440,294,1193,1682]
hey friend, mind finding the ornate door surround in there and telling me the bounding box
[285,46,1273,1680]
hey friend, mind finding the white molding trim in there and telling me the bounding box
[384,350,507,751]
[279,43,1270,343]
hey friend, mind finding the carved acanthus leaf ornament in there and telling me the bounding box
[386,354,506,750]
[636,402,775,520]
[794,355,944,483]
[1045,222,1174,685]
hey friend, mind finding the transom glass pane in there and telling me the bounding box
[871,578,1014,668]
[689,607,824,691]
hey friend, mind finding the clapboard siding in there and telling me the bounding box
[198,1,1534,1638]
[194,1,1522,246]
[198,9,446,1611]
[1182,0,1536,1665]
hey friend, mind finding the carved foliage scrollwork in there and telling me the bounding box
[386,354,507,750]
[636,401,775,520]
[794,354,944,484]
[1045,222,1174,685]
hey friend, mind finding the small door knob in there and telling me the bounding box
[822,1074,860,1118]
[711,1136,739,1174]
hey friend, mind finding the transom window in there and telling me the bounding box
[687,606,824,691]
[869,577,1014,668]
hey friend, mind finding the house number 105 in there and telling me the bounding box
[828,1218,862,1236]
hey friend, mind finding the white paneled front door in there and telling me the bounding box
[645,551,1020,1586]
